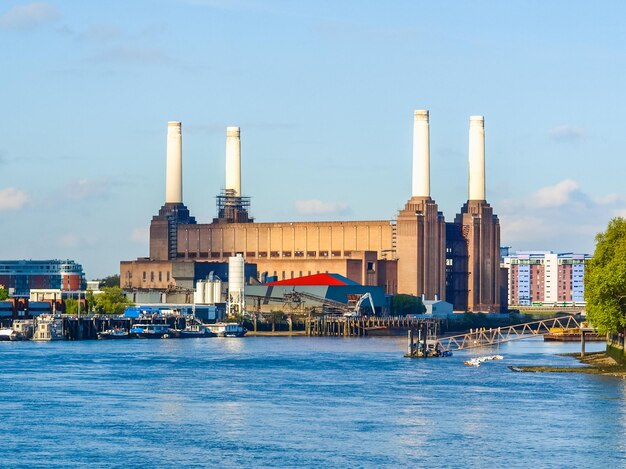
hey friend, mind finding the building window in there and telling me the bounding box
[150,272,154,282]
[143,271,146,281]
[159,272,162,282]
[167,272,170,281]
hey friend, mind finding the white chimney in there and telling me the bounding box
[225,126,241,197]
[412,110,430,198]
[165,121,183,204]
[468,116,486,201]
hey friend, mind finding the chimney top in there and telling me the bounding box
[414,110,429,120]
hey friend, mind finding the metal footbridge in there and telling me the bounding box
[435,315,581,352]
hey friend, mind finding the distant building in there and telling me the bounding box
[0,260,86,297]
[502,251,591,307]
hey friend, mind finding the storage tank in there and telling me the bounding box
[205,279,215,304]
[228,254,245,312]
[213,278,222,304]
[194,280,206,304]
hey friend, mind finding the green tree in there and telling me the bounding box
[99,275,120,288]
[65,298,78,315]
[86,289,95,313]
[585,217,626,334]
[391,294,426,316]
[0,285,8,301]
[93,287,133,315]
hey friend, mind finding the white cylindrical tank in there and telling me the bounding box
[213,278,222,304]
[468,116,486,201]
[225,127,241,196]
[228,254,245,307]
[165,121,183,203]
[194,280,206,304]
[412,110,430,198]
[205,280,215,304]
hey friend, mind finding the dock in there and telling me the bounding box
[306,316,438,337]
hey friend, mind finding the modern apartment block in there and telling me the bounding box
[502,251,591,307]
[0,260,86,297]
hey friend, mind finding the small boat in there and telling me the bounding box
[543,327,606,342]
[97,328,131,340]
[205,322,247,337]
[169,323,217,339]
[0,328,25,341]
[130,323,172,339]
[464,355,503,367]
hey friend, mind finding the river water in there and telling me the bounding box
[0,337,623,468]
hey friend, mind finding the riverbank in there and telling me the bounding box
[245,330,307,337]
[511,351,626,377]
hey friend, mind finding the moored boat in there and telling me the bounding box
[0,328,25,341]
[205,322,246,337]
[130,323,172,339]
[32,315,64,341]
[169,323,217,338]
[543,327,606,342]
[97,328,131,340]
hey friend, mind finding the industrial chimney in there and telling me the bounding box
[412,110,430,198]
[165,121,183,204]
[468,116,485,201]
[225,126,241,197]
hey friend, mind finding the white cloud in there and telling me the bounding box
[548,125,587,142]
[0,187,29,211]
[499,179,626,253]
[0,2,61,30]
[531,179,580,208]
[131,227,149,243]
[295,199,350,215]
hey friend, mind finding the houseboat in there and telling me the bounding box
[205,322,247,337]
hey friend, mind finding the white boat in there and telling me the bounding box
[205,322,246,337]
[97,328,131,340]
[0,328,25,341]
[464,355,503,367]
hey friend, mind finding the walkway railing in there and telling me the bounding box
[436,315,581,351]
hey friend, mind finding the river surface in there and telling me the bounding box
[0,337,623,468]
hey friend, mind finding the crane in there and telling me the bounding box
[343,293,375,317]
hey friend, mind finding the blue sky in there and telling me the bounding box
[1,1,625,278]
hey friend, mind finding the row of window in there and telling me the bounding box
[177,251,356,259]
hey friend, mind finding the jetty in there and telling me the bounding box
[406,315,600,357]
[306,315,438,337]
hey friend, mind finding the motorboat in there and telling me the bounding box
[169,323,217,338]
[205,322,247,337]
[0,328,25,341]
[97,328,131,340]
[130,323,172,339]
[464,355,504,367]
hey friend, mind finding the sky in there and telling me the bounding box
[1,1,625,279]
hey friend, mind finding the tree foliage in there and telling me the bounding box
[391,294,426,316]
[99,275,120,288]
[65,298,78,315]
[585,217,626,334]
[0,285,8,301]
[92,287,133,315]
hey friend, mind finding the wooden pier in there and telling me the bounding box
[306,316,438,337]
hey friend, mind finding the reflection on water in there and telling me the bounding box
[0,337,622,467]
